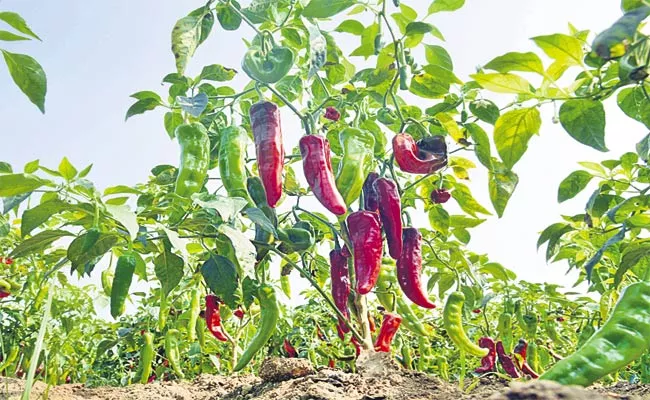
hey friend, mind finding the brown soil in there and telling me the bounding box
[1,358,648,400]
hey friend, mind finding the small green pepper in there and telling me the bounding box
[165,329,185,379]
[218,126,253,205]
[110,253,137,319]
[138,332,155,384]
[242,45,294,84]
[187,288,200,342]
[174,123,210,198]
[375,268,430,337]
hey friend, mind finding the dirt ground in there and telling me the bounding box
[1,358,649,400]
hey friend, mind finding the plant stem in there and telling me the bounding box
[21,285,53,400]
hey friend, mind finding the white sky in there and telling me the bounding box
[1,0,645,298]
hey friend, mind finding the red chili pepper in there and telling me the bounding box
[341,244,351,258]
[0,291,10,299]
[513,339,527,359]
[205,295,228,342]
[336,323,346,340]
[4,257,13,265]
[328,359,336,368]
[330,249,351,334]
[362,172,380,212]
[233,307,245,319]
[513,339,539,378]
[473,309,482,314]
[283,338,298,358]
[475,337,497,373]
[416,135,447,158]
[496,341,521,378]
[347,211,383,294]
[374,177,402,259]
[430,189,451,204]
[556,316,565,322]
[299,135,347,215]
[374,313,402,352]
[316,326,327,342]
[396,227,436,309]
[393,133,447,174]
[368,312,376,333]
[65,375,71,384]
[351,336,362,357]
[250,101,284,208]
[324,106,341,121]
[147,373,156,384]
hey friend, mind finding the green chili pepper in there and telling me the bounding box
[544,319,568,347]
[174,123,210,198]
[233,285,279,371]
[110,253,136,319]
[277,227,314,254]
[400,338,412,369]
[280,275,291,298]
[187,288,200,342]
[101,268,112,297]
[443,292,488,357]
[218,126,252,205]
[418,336,429,371]
[196,317,207,349]
[523,313,539,338]
[436,356,450,380]
[335,127,375,206]
[138,332,155,384]
[242,45,294,84]
[377,108,398,125]
[0,346,19,373]
[497,312,513,354]
[528,341,543,374]
[158,291,168,332]
[540,281,650,386]
[165,329,185,379]
[375,268,430,337]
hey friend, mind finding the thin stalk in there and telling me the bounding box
[21,286,54,400]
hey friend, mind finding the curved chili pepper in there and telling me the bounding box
[283,338,298,358]
[336,127,375,206]
[362,172,380,212]
[219,126,253,205]
[330,248,351,334]
[187,288,200,342]
[497,312,514,354]
[347,211,383,294]
[496,340,521,378]
[299,135,347,215]
[374,312,402,352]
[475,337,497,373]
[110,253,136,319]
[351,336,362,357]
[205,294,228,342]
[443,292,488,357]
[374,178,402,259]
[165,329,185,379]
[527,341,543,375]
[430,189,451,204]
[392,133,447,174]
[250,101,284,208]
[368,312,376,333]
[396,227,436,309]
[138,331,155,384]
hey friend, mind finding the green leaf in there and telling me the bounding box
[21,199,72,237]
[10,230,73,258]
[470,73,532,94]
[0,173,44,197]
[1,50,46,113]
[58,157,77,181]
[469,100,499,125]
[531,34,584,66]
[193,193,248,222]
[350,23,379,59]
[622,0,650,11]
[125,98,160,120]
[0,162,12,173]
[559,99,607,151]
[218,225,256,279]
[0,12,40,40]
[636,133,650,162]
[171,15,201,75]
[617,85,650,129]
[68,232,118,274]
[616,240,650,286]
[484,52,545,74]
[428,205,450,236]
[201,255,240,309]
[217,2,242,30]
[334,20,364,35]
[164,111,184,139]
[494,107,542,169]
[154,250,184,296]
[2,193,30,214]
[557,170,593,203]
[409,73,448,99]
[428,0,465,14]
[0,30,29,41]
[424,44,453,70]
[537,223,573,261]
[105,204,139,241]
[198,64,237,82]
[479,262,516,282]
[405,22,435,36]
[450,215,486,229]
[23,159,39,174]
[303,0,356,18]
[488,162,519,218]
[243,208,277,236]
[452,181,492,217]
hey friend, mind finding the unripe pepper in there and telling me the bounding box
[396,227,436,309]
[497,313,514,354]
[475,337,497,373]
[362,172,380,212]
[443,292,488,357]
[250,101,284,208]
[138,331,155,384]
[174,123,210,198]
[110,253,137,319]
[330,248,351,333]
[187,288,200,342]
[205,294,228,342]
[165,329,185,379]
[374,178,402,259]
[335,127,375,206]
[299,135,347,215]
[392,133,447,174]
[376,268,429,336]
[347,211,383,294]
[374,312,402,352]
[218,126,253,205]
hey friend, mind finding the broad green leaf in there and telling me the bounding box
[452,181,492,217]
[559,99,607,151]
[154,250,184,296]
[465,123,492,168]
[21,199,72,237]
[164,111,184,139]
[578,161,607,177]
[488,162,519,218]
[125,98,160,120]
[405,22,436,36]
[106,204,139,241]
[68,232,118,274]
[0,30,29,41]
[424,44,453,71]
[198,64,237,82]
[469,100,499,125]
[218,225,256,279]
[583,227,626,280]
[176,93,208,117]
[409,73,448,99]
[303,0,355,18]
[537,223,573,261]
[1,50,46,113]
[428,0,465,14]
[201,255,240,309]
[58,157,77,181]
[479,262,515,282]
[350,23,379,59]
[470,73,532,94]
[428,205,450,236]
[531,34,584,66]
[2,193,30,214]
[617,85,650,129]
[436,113,463,142]
[217,2,242,30]
[0,173,44,197]
[616,240,650,286]
[636,133,650,162]
[9,229,73,258]
[450,215,486,229]
[610,195,650,222]
[193,193,248,221]
[484,52,545,74]
[0,12,40,40]
[0,162,12,173]
[243,208,277,236]
[493,107,541,169]
[171,15,201,75]
[335,20,364,35]
[557,170,593,203]
[627,214,650,228]
[103,185,143,196]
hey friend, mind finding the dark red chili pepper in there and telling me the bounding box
[0,291,10,299]
[396,227,436,309]
[205,295,228,342]
[250,101,284,208]
[234,307,245,319]
[475,337,497,373]
[65,375,71,384]
[316,325,327,342]
[324,106,341,121]
[473,309,482,314]
[283,338,298,358]
[496,341,521,378]
[347,211,383,294]
[362,172,380,212]
[374,312,402,352]
[4,257,13,265]
[374,177,402,259]
[147,373,156,384]
[416,135,447,158]
[328,359,336,368]
[556,316,565,322]
[336,323,346,340]
[330,248,351,333]
[431,189,451,204]
[351,336,362,357]
[299,135,347,215]
[514,339,527,359]
[393,133,447,175]
[341,244,351,258]
[513,339,539,378]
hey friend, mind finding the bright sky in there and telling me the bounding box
[1,1,644,297]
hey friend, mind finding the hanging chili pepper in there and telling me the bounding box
[242,43,294,84]
[250,101,284,208]
[299,135,347,215]
[110,253,137,319]
[347,211,383,294]
[443,292,488,357]
[497,312,514,354]
[513,339,539,379]
[374,313,402,352]
[165,329,185,379]
[475,337,497,373]
[330,248,351,334]
[138,331,155,384]
[396,227,436,309]
[528,341,543,375]
[400,339,413,369]
[233,307,245,320]
[205,295,228,342]
[430,189,451,204]
[328,359,336,368]
[336,127,375,206]
[392,133,447,175]
[374,178,402,259]
[496,340,521,378]
[324,106,341,121]
[362,172,380,212]
[283,338,298,358]
[233,285,279,371]
[187,288,200,342]
[174,123,210,198]
[219,126,252,205]
[376,267,429,336]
